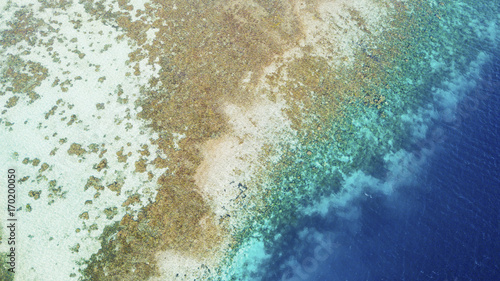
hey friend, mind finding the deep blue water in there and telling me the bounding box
[303,54,500,280]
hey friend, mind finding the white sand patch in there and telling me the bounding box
[152,247,226,281]
[194,96,295,219]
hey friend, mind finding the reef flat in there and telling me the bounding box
[0,0,497,280]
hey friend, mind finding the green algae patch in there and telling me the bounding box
[67,143,86,156]
[1,54,48,104]
[4,96,19,108]
[0,254,15,281]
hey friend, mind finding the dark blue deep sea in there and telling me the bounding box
[302,52,500,280]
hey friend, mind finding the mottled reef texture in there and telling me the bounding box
[80,0,436,280]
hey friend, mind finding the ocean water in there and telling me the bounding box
[270,54,500,281]
[0,0,498,280]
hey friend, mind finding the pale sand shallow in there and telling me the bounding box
[194,98,295,216]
